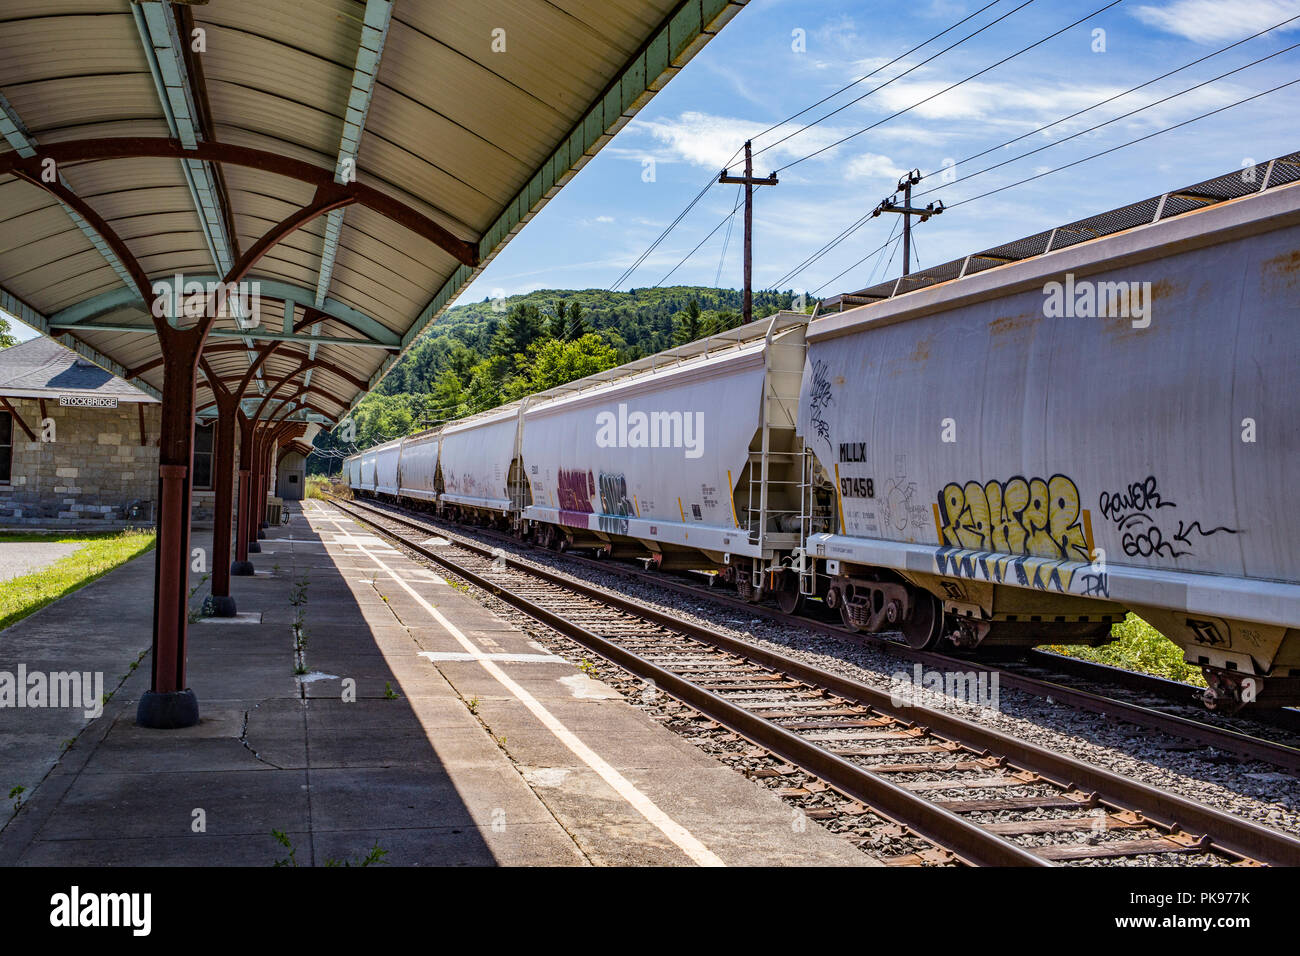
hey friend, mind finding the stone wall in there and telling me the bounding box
[0,398,161,527]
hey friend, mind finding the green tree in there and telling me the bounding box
[563,301,586,340]
[672,297,703,345]
[0,315,17,349]
[492,302,545,367]
[502,334,619,401]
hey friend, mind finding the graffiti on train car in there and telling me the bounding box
[557,467,595,528]
[806,359,834,453]
[598,472,633,536]
[1097,475,1238,558]
[936,474,1092,564]
[933,545,1101,595]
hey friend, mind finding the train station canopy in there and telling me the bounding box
[0,0,745,426]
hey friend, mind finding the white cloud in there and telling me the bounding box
[843,152,906,181]
[631,110,892,175]
[1132,0,1300,43]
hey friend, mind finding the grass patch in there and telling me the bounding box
[305,474,349,500]
[1044,612,1206,686]
[0,528,156,632]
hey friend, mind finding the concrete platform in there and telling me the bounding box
[0,500,871,867]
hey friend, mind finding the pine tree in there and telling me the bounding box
[492,303,544,366]
[672,297,703,345]
[564,301,587,340]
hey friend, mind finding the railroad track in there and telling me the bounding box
[347,496,1300,773]
[324,494,1300,867]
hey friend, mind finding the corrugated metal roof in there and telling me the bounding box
[0,0,749,424]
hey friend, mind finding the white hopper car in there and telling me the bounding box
[345,155,1300,711]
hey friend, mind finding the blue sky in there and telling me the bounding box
[6,0,1299,343]
[462,0,1300,303]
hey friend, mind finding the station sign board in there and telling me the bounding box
[58,394,118,409]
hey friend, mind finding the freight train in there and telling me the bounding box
[345,156,1300,712]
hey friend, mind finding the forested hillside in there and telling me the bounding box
[310,286,809,472]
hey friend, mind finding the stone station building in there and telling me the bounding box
[0,337,160,527]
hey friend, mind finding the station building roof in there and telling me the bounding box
[0,335,155,402]
[0,0,746,427]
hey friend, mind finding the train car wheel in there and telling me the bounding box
[901,591,944,650]
[776,575,804,615]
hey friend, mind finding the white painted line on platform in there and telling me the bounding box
[297,671,339,684]
[331,534,388,546]
[198,611,263,625]
[312,508,724,868]
[419,651,563,664]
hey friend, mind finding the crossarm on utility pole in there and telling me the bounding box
[720,140,779,324]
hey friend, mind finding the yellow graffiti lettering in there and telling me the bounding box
[936,473,1090,563]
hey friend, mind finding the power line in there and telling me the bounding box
[655,187,767,287]
[814,76,1296,299]
[771,15,1297,291]
[608,177,716,290]
[813,219,901,295]
[771,208,876,288]
[715,185,743,286]
[915,37,1300,200]
[612,0,1022,292]
[744,0,1037,169]
[914,12,1300,189]
[946,76,1300,209]
[774,0,1126,174]
[734,0,1006,167]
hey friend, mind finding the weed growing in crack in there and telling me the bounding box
[271,828,297,867]
[324,843,388,867]
[187,572,211,623]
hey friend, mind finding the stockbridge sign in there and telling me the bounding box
[59,394,118,409]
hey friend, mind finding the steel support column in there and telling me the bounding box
[232,412,255,574]
[140,325,204,728]
[204,377,240,616]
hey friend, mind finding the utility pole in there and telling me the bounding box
[720,140,778,323]
[872,169,944,276]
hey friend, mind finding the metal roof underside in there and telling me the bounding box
[0,0,748,426]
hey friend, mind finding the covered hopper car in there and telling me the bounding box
[345,156,1300,712]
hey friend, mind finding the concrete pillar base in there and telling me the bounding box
[257,527,267,540]
[136,688,199,729]
[231,559,255,576]
[203,594,238,617]
[248,540,261,553]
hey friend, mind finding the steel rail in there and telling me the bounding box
[329,495,1300,867]
[326,496,1046,866]
[352,497,1300,772]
